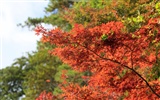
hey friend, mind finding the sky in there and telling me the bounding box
[0,0,50,69]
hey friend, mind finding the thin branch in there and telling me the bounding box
[78,43,160,98]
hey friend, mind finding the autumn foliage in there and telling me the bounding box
[36,91,55,100]
[34,1,160,99]
[35,15,160,99]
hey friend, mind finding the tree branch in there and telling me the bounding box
[78,43,160,98]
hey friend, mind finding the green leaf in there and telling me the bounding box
[100,52,105,57]
[101,34,108,41]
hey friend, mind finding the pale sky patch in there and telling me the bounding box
[0,0,49,68]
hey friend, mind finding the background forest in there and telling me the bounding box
[0,0,160,100]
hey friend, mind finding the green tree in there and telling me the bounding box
[19,0,76,31]
[0,56,27,100]
[0,41,85,100]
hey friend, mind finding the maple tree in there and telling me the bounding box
[33,0,160,99]
[35,17,160,100]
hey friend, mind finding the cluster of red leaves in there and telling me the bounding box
[36,91,56,100]
[35,18,160,99]
[60,83,120,100]
[60,72,160,100]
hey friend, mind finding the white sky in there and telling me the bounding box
[0,0,50,68]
